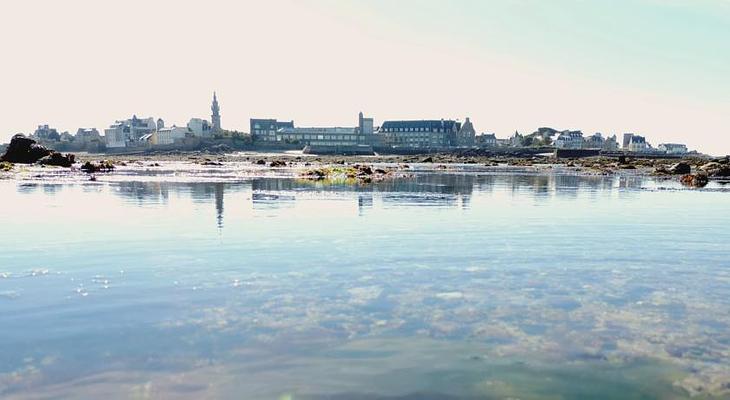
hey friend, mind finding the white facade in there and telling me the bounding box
[555,131,583,149]
[155,126,188,145]
[104,116,157,148]
[187,118,212,137]
[104,124,127,148]
[628,135,649,152]
[658,143,688,154]
[277,127,361,146]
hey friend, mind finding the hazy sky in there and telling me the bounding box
[1,0,728,154]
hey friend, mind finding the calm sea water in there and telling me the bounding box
[1,169,729,399]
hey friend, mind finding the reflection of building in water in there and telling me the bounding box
[116,182,170,205]
[506,174,553,198]
[215,183,224,229]
[358,194,373,216]
[41,184,62,195]
[252,192,296,210]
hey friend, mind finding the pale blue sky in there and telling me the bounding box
[1,0,728,153]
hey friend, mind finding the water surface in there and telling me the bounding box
[1,171,729,399]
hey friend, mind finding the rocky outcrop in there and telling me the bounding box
[0,134,75,167]
[301,164,396,183]
[699,161,730,178]
[668,162,691,175]
[1,134,51,163]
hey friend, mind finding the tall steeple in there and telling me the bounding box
[211,91,221,132]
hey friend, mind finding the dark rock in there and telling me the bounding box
[269,160,287,167]
[714,166,730,177]
[421,156,434,163]
[38,152,75,167]
[1,134,51,163]
[255,159,266,165]
[80,160,115,173]
[200,161,223,166]
[668,162,691,175]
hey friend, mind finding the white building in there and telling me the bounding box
[104,116,157,148]
[155,126,188,145]
[187,118,213,137]
[277,127,361,146]
[658,143,688,155]
[627,135,649,152]
[555,131,583,149]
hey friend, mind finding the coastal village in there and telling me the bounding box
[3,92,729,187]
[0,93,697,158]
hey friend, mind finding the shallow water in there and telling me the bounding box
[1,170,729,399]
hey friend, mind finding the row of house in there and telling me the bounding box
[473,128,686,154]
[21,94,690,154]
[622,133,687,154]
[27,93,222,151]
[248,114,689,154]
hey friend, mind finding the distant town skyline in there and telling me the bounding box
[1,0,728,154]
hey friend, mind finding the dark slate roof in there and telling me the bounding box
[251,119,295,129]
[381,120,461,131]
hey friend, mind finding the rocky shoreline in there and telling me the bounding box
[2,134,729,186]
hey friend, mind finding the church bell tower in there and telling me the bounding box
[211,92,221,132]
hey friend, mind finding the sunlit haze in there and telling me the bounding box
[1,0,729,154]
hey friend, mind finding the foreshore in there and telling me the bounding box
[2,147,729,187]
